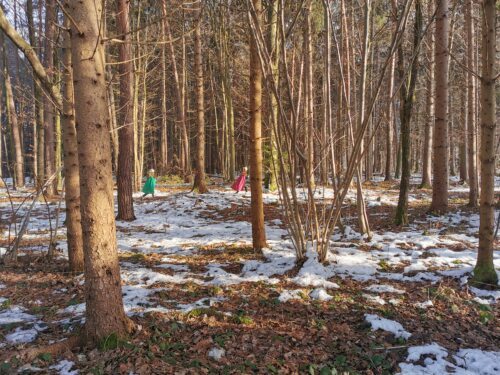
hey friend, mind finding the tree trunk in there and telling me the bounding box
[193,11,208,193]
[43,0,56,195]
[430,0,449,213]
[160,0,168,173]
[459,77,468,183]
[249,0,267,251]
[61,20,83,272]
[116,0,136,221]
[26,0,43,185]
[68,0,133,344]
[385,51,395,181]
[472,0,498,286]
[304,3,315,187]
[420,0,434,188]
[395,0,422,226]
[4,66,24,188]
[466,1,478,207]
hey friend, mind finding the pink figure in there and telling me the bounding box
[231,167,248,193]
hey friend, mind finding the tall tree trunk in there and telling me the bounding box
[420,0,434,188]
[430,0,449,213]
[193,10,208,193]
[304,3,315,187]
[68,0,133,343]
[267,0,279,191]
[4,66,24,188]
[160,0,168,173]
[385,50,395,181]
[43,0,56,195]
[395,0,422,226]
[459,76,468,183]
[472,0,498,286]
[356,0,372,237]
[322,0,332,186]
[466,1,478,207]
[26,0,43,185]
[61,20,83,272]
[116,0,136,221]
[249,0,267,251]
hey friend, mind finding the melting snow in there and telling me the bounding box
[365,314,411,339]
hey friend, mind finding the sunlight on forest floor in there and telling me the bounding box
[0,177,499,374]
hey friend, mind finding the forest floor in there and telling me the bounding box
[0,176,499,375]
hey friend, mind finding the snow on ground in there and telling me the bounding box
[365,314,411,339]
[0,180,498,370]
[398,343,500,375]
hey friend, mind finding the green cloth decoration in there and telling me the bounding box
[142,176,156,194]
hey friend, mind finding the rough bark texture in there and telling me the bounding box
[430,0,449,213]
[473,0,498,286]
[116,0,136,221]
[68,0,133,344]
[193,13,208,194]
[420,0,434,189]
[43,0,56,195]
[466,2,478,207]
[61,22,83,272]
[395,0,422,226]
[249,0,267,251]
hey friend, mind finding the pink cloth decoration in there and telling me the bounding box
[231,173,246,192]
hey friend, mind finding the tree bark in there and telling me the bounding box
[395,0,422,226]
[420,0,434,188]
[193,10,208,193]
[249,0,267,251]
[4,65,24,188]
[68,0,133,344]
[472,0,498,286]
[304,3,315,187]
[43,0,57,195]
[26,0,44,186]
[116,0,136,221]
[61,19,83,272]
[466,1,478,207]
[430,0,449,213]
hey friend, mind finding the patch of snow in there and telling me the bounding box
[398,344,500,375]
[470,287,500,301]
[278,289,303,303]
[0,306,37,325]
[363,294,386,305]
[454,349,500,375]
[389,299,402,305]
[473,297,493,305]
[207,347,225,361]
[309,288,332,301]
[365,314,411,339]
[5,327,38,344]
[365,284,405,294]
[414,300,433,309]
[292,250,340,289]
[50,360,78,375]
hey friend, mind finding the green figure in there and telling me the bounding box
[142,169,156,197]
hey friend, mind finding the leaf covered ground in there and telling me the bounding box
[0,177,498,374]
